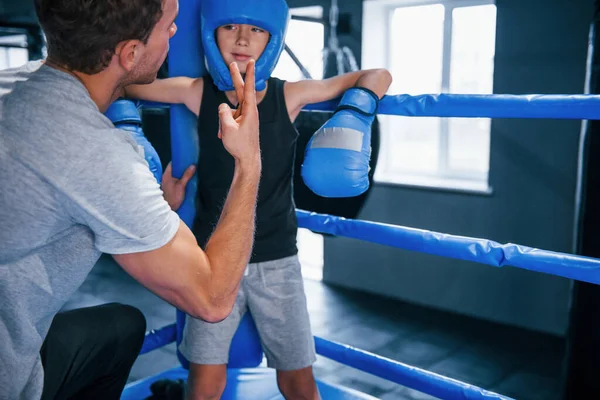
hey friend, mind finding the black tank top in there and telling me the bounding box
[193,76,299,263]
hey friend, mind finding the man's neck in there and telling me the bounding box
[44,59,123,113]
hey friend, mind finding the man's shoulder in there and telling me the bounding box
[0,62,116,146]
[0,85,138,185]
[0,61,94,109]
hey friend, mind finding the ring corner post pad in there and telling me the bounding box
[168,0,204,370]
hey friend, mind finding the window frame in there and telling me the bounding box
[272,6,325,82]
[368,0,496,194]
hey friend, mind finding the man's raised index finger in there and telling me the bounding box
[229,62,245,104]
[243,59,256,107]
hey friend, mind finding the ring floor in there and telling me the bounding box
[62,254,564,400]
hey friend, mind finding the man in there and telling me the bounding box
[0,0,261,399]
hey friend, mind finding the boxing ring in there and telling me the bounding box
[121,190,600,400]
[115,2,600,399]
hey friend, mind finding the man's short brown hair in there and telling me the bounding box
[35,0,164,74]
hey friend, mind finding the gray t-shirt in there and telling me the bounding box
[0,61,180,399]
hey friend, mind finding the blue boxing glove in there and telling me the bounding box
[301,87,379,198]
[105,99,163,184]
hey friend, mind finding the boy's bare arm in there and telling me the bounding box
[124,77,204,116]
[284,69,392,121]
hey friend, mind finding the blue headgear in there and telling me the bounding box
[201,0,290,91]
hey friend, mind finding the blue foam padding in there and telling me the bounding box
[120,367,378,400]
[168,0,201,231]
[296,210,600,285]
[315,337,512,400]
[304,93,600,120]
[228,312,264,368]
[168,0,263,370]
[168,0,202,368]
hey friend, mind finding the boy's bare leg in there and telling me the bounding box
[185,363,228,400]
[277,366,320,400]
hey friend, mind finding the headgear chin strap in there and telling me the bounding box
[201,0,290,92]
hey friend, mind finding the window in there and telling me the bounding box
[363,0,497,192]
[273,6,324,81]
[0,34,29,70]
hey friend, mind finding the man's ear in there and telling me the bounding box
[115,40,141,72]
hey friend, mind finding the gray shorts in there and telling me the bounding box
[179,254,316,371]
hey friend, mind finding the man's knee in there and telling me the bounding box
[115,304,146,334]
[104,303,146,350]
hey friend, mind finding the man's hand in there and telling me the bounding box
[218,60,260,168]
[161,162,196,211]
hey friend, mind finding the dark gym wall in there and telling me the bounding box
[0,0,44,61]
[0,1,36,25]
[321,0,594,336]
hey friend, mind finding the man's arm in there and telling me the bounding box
[114,159,259,322]
[124,77,204,116]
[285,69,392,121]
[114,61,260,322]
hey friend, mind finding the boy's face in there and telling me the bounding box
[216,24,269,74]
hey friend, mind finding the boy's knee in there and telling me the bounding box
[277,370,319,400]
[187,380,226,400]
[187,367,227,400]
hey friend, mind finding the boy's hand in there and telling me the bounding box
[301,87,378,198]
[161,162,196,211]
[218,60,261,169]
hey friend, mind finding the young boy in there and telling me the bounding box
[125,1,392,398]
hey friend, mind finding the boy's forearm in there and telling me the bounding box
[122,84,152,100]
[122,84,146,101]
[121,77,196,105]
